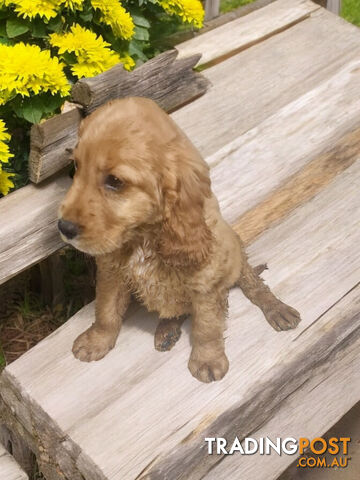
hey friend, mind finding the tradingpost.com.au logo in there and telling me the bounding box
[205,436,351,469]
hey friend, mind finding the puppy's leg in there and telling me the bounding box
[237,258,301,332]
[154,315,188,352]
[188,292,229,383]
[73,254,131,362]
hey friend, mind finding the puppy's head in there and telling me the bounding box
[59,97,213,266]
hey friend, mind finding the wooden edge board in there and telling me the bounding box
[71,50,210,115]
[0,174,70,286]
[176,0,321,67]
[0,444,28,480]
[28,105,82,184]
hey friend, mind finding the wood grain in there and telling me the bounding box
[176,0,320,67]
[0,444,28,480]
[233,125,360,245]
[71,50,210,115]
[28,105,82,184]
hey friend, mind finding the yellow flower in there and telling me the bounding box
[0,120,14,195]
[8,0,84,18]
[159,0,204,28]
[120,53,135,71]
[61,0,84,9]
[0,43,70,104]
[91,0,135,40]
[0,119,13,165]
[11,0,60,19]
[50,24,122,78]
[0,169,15,195]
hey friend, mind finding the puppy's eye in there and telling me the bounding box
[105,175,124,191]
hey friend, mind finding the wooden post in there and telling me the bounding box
[327,0,341,14]
[205,0,220,21]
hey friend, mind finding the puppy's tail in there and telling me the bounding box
[253,263,268,276]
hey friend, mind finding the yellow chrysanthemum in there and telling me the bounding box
[0,120,14,195]
[61,0,84,9]
[91,0,134,40]
[0,169,15,195]
[8,0,84,17]
[159,0,204,28]
[0,43,70,104]
[50,24,122,78]
[0,120,13,165]
[11,0,60,19]
[119,53,135,71]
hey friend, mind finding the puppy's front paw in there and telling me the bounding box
[188,350,229,383]
[72,326,117,362]
[264,301,301,332]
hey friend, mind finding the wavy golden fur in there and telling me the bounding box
[59,97,301,383]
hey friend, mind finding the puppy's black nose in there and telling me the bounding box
[58,219,79,240]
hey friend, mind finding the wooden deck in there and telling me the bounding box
[1,1,360,479]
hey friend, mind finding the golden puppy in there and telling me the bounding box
[58,97,301,383]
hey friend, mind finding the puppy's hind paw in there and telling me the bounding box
[264,301,301,332]
[154,316,186,352]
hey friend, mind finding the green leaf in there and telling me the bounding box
[132,14,151,28]
[6,17,29,38]
[133,25,149,41]
[31,19,47,38]
[46,15,63,32]
[79,10,93,22]
[129,39,148,61]
[12,96,56,124]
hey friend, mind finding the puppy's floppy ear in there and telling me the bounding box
[157,146,213,269]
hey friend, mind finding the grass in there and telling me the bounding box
[342,0,360,26]
[220,0,360,27]
[220,0,255,14]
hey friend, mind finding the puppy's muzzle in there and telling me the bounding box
[58,219,79,240]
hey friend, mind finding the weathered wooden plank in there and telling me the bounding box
[0,444,28,480]
[165,0,277,47]
[233,126,360,244]
[204,0,220,21]
[207,57,360,223]
[71,50,210,115]
[176,0,321,67]
[0,175,70,286]
[1,154,359,480]
[28,104,82,184]
[173,8,360,157]
[327,0,341,14]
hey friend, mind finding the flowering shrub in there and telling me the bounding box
[0,0,204,196]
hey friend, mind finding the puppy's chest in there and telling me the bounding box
[123,243,191,317]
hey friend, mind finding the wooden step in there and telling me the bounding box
[0,444,28,480]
